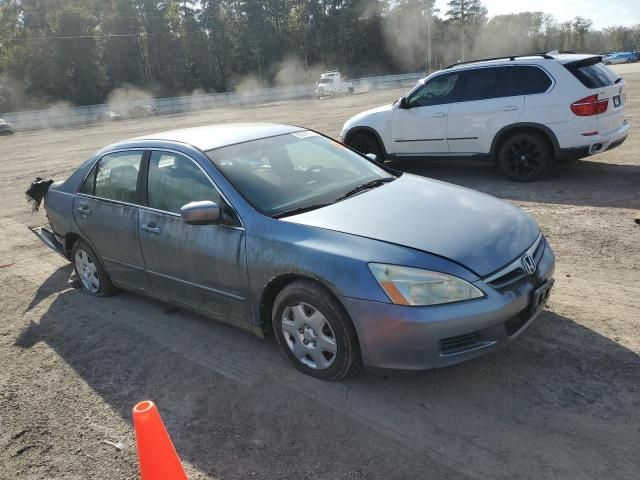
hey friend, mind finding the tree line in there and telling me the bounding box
[0,0,639,112]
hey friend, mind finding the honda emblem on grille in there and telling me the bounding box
[521,254,536,275]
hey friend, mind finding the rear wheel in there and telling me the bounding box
[497,132,554,182]
[347,131,384,161]
[272,281,361,381]
[71,240,117,296]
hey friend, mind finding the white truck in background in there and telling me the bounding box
[315,70,354,98]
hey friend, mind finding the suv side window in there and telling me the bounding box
[457,67,506,102]
[147,151,240,226]
[504,66,552,96]
[406,73,461,108]
[84,151,142,203]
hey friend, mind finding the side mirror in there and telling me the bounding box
[399,97,409,109]
[365,153,378,162]
[180,200,221,225]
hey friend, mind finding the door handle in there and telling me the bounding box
[432,112,448,117]
[141,223,161,234]
[501,106,519,111]
[76,206,91,216]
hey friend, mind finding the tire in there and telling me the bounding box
[347,131,384,161]
[71,240,117,297]
[272,280,361,381]
[496,132,554,182]
[348,87,354,95]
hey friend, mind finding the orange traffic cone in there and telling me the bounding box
[132,401,188,480]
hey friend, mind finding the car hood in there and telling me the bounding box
[284,174,539,277]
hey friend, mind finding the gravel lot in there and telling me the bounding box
[1,63,639,480]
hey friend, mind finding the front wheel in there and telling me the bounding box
[71,240,117,296]
[497,132,554,182]
[347,131,384,161]
[272,281,361,381]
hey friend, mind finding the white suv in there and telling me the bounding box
[340,53,629,181]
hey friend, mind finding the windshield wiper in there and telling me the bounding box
[272,203,334,219]
[334,177,395,202]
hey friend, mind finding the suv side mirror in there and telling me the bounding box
[399,97,409,109]
[180,200,221,225]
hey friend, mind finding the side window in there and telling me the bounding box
[458,67,505,102]
[147,151,239,226]
[505,66,552,96]
[407,73,461,108]
[93,151,143,203]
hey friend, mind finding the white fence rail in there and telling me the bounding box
[1,72,424,132]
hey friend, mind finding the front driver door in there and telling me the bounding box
[390,72,462,155]
[137,150,249,325]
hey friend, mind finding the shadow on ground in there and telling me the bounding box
[389,156,640,210]
[13,266,640,479]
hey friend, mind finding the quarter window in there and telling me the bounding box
[407,73,461,107]
[91,151,143,203]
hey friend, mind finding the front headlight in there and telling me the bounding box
[369,263,484,306]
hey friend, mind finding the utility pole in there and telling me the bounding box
[253,46,262,80]
[426,1,432,72]
[460,0,465,61]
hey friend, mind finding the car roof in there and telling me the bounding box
[130,123,305,151]
[443,53,599,72]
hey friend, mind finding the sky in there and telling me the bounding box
[433,0,640,29]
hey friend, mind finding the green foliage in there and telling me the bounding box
[0,0,638,111]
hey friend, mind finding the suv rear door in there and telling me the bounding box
[564,57,626,135]
[446,66,524,154]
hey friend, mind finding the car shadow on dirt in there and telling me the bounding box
[13,266,640,479]
[389,157,640,210]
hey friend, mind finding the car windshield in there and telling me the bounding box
[206,132,394,217]
[319,78,331,84]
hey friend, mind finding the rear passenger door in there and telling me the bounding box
[137,150,250,324]
[74,150,150,289]
[446,66,524,154]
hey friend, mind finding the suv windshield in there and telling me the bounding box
[207,132,394,217]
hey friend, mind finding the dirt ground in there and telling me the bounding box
[1,63,639,480]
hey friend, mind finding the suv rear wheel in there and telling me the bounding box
[497,132,554,182]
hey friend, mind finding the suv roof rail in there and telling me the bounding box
[443,54,554,70]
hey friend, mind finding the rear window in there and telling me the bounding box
[565,58,618,88]
[458,67,505,101]
[504,66,552,96]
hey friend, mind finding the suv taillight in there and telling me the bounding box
[571,95,608,116]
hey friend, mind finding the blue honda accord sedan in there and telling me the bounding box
[29,123,555,380]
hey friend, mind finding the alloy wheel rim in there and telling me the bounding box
[504,140,543,177]
[281,302,337,370]
[74,249,100,293]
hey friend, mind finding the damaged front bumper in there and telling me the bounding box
[28,226,68,259]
